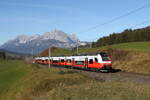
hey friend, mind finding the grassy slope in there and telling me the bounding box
[78,41,150,54]
[0,60,29,99]
[72,42,150,74]
[1,61,149,100]
[100,42,150,74]
[1,42,150,100]
[40,42,150,56]
[40,47,73,56]
[103,42,150,52]
[40,42,150,74]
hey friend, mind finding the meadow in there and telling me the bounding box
[0,60,150,100]
[78,41,150,54]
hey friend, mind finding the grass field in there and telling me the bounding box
[77,41,150,54]
[40,41,150,56]
[1,42,150,100]
[0,60,150,100]
[0,60,29,99]
[102,41,150,53]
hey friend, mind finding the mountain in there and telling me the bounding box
[1,30,80,54]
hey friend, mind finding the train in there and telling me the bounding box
[33,52,112,72]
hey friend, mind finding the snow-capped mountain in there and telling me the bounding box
[1,30,79,54]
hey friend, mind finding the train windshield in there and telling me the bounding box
[100,53,110,61]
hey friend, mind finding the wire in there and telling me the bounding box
[78,3,150,34]
[130,19,150,29]
[91,19,150,42]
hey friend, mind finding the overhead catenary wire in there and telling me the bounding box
[78,3,150,34]
[88,18,150,44]
[76,2,150,52]
[130,19,150,29]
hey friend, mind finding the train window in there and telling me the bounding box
[89,59,93,64]
[102,57,110,61]
[100,52,108,57]
[95,58,98,62]
[53,60,58,63]
[61,59,65,62]
[100,53,110,61]
[76,61,84,65]
[67,59,71,63]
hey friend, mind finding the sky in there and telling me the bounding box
[0,0,150,45]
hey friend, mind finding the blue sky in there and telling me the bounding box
[0,0,150,45]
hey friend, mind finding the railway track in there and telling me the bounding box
[38,64,150,85]
[80,71,150,85]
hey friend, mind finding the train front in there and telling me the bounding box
[98,52,112,72]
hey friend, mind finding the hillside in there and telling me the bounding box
[39,47,74,56]
[40,41,150,56]
[1,42,150,100]
[39,42,150,74]
[0,49,30,60]
[100,41,150,52]
[82,42,150,74]
[95,26,150,47]
[1,60,150,100]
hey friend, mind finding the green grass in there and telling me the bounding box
[104,41,150,52]
[40,42,150,56]
[47,82,150,100]
[5,63,94,100]
[1,41,150,99]
[0,60,150,100]
[78,41,150,54]
[53,48,73,56]
[0,60,29,99]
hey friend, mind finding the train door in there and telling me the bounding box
[72,58,75,66]
[85,58,88,68]
[88,59,94,68]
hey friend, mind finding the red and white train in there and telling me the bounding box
[33,52,112,72]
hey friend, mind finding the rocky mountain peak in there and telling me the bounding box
[69,33,79,42]
[41,29,70,42]
[15,34,30,44]
[0,29,80,54]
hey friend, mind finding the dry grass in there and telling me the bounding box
[17,81,150,100]
[6,64,92,100]
[112,51,150,74]
[1,60,150,100]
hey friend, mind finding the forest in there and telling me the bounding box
[94,26,150,47]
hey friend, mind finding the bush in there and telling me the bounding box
[104,48,129,61]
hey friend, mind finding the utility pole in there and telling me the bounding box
[77,39,79,55]
[32,48,34,62]
[31,48,33,58]
[37,48,39,57]
[49,47,51,68]
[90,42,92,48]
